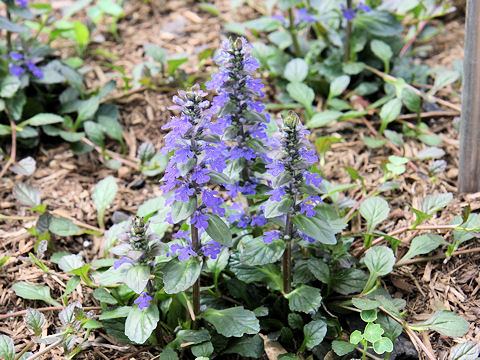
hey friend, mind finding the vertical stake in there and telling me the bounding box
[459,0,480,193]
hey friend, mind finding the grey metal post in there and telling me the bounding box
[459,0,480,193]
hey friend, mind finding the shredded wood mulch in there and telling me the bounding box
[0,1,477,359]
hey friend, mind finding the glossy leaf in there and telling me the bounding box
[201,307,260,338]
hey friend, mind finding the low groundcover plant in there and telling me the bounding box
[3,34,475,360]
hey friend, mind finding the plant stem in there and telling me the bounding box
[395,246,480,266]
[363,64,461,112]
[14,341,34,360]
[0,306,101,320]
[0,108,17,178]
[282,213,293,294]
[344,0,353,62]
[6,8,12,52]
[24,339,63,360]
[191,222,201,329]
[288,8,302,58]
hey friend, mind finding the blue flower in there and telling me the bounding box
[134,292,152,310]
[341,2,371,20]
[9,65,25,78]
[192,210,209,230]
[202,240,222,259]
[113,256,135,269]
[263,230,281,244]
[9,52,23,61]
[167,243,197,261]
[16,0,28,7]
[296,8,316,24]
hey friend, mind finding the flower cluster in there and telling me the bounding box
[265,112,322,216]
[8,52,43,79]
[271,8,316,26]
[161,85,226,227]
[207,37,271,197]
[166,230,223,261]
[110,216,161,265]
[227,202,267,228]
[134,292,152,310]
[341,2,371,20]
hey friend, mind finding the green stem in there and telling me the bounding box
[191,221,201,329]
[288,8,302,57]
[24,339,62,360]
[6,7,12,52]
[282,212,293,294]
[344,0,353,62]
[14,341,34,360]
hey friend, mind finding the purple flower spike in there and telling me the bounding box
[9,52,23,61]
[9,65,25,78]
[113,256,135,270]
[134,292,152,310]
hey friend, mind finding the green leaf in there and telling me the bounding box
[284,58,308,83]
[285,285,322,313]
[98,0,123,16]
[332,268,368,295]
[240,236,285,266]
[307,258,330,284]
[293,214,337,244]
[206,214,232,246]
[352,298,379,310]
[359,197,390,233]
[413,311,469,337]
[58,254,85,271]
[158,349,179,360]
[25,308,46,337]
[77,96,100,122]
[364,323,384,343]
[332,340,356,356]
[171,197,197,224]
[350,330,363,344]
[286,82,314,109]
[307,111,342,128]
[99,306,131,320]
[264,198,293,218]
[329,75,350,99]
[173,329,210,348]
[192,341,214,357]
[144,43,167,63]
[0,75,21,98]
[416,146,445,160]
[222,335,264,358]
[430,71,459,96]
[65,276,81,296]
[361,309,378,322]
[126,265,150,294]
[448,341,479,360]
[49,217,82,236]
[13,282,61,306]
[354,10,402,37]
[23,113,64,126]
[0,335,14,360]
[288,313,304,329]
[92,176,118,228]
[364,246,395,277]
[401,88,421,113]
[398,233,446,263]
[73,20,90,47]
[379,98,402,133]
[370,40,392,71]
[302,320,327,350]
[125,304,159,344]
[163,257,202,294]
[201,307,260,338]
[13,183,41,207]
[373,337,394,354]
[364,136,387,148]
[421,193,452,215]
